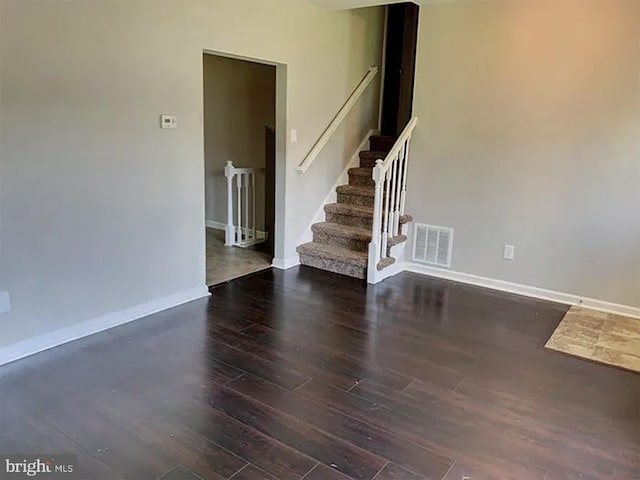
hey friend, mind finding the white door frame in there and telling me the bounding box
[202,49,287,263]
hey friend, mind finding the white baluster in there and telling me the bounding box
[399,138,411,234]
[251,172,256,241]
[389,153,399,238]
[387,159,396,242]
[393,147,404,237]
[236,173,242,244]
[367,159,384,282]
[244,173,249,243]
[224,161,235,246]
[381,169,391,259]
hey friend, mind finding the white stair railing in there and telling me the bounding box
[367,117,418,284]
[224,161,262,248]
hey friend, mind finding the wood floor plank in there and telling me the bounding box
[158,395,317,480]
[201,337,310,390]
[241,323,414,391]
[451,378,639,474]
[89,389,249,480]
[204,322,360,390]
[373,463,425,480]
[226,464,276,480]
[227,373,452,480]
[0,403,124,480]
[297,376,549,479]
[157,465,206,480]
[302,463,356,480]
[610,467,640,480]
[25,397,177,479]
[187,409,316,480]
[352,378,606,479]
[207,383,386,480]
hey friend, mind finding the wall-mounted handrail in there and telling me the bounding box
[367,117,418,284]
[296,66,379,174]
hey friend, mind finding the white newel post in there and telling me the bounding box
[224,161,235,246]
[367,159,385,283]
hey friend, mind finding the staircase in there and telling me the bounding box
[297,134,413,280]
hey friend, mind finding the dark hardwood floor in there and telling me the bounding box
[0,267,638,480]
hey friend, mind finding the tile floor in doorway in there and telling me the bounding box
[206,228,272,286]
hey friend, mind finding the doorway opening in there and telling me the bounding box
[380,1,420,138]
[203,53,277,287]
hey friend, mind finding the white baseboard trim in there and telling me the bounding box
[206,220,225,230]
[206,220,268,240]
[298,129,378,245]
[272,256,300,270]
[0,291,10,314]
[0,286,210,367]
[403,262,640,320]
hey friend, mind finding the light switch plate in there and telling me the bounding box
[503,244,515,261]
[0,291,10,314]
[160,114,177,129]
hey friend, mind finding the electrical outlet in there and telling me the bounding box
[503,244,515,261]
[291,129,298,143]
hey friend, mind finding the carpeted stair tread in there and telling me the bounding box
[360,150,389,158]
[388,234,408,247]
[313,222,408,245]
[336,184,375,198]
[359,151,388,167]
[311,221,408,255]
[377,256,396,271]
[348,167,374,177]
[297,241,368,279]
[324,203,374,218]
[297,242,368,263]
[325,203,413,222]
[369,135,395,152]
[311,222,372,241]
[336,184,392,208]
[360,150,388,159]
[348,167,375,187]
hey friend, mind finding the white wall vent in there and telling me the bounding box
[412,223,454,268]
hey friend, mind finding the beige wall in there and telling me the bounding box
[203,54,275,231]
[0,0,383,349]
[409,0,640,307]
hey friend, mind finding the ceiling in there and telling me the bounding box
[305,0,453,10]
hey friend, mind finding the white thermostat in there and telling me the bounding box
[160,114,177,129]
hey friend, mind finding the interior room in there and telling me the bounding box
[203,53,276,286]
[0,1,637,479]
